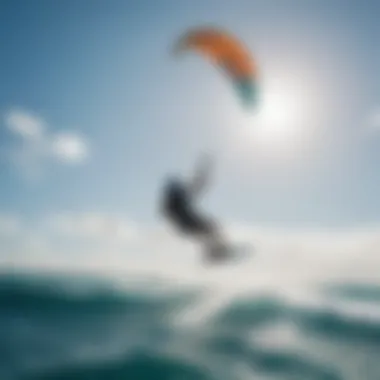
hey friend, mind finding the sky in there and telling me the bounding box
[0,0,380,274]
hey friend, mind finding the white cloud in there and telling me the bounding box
[5,108,45,140]
[47,212,137,241]
[50,131,89,164]
[368,107,380,130]
[2,108,90,180]
[0,212,379,290]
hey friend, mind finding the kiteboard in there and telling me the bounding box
[204,241,253,264]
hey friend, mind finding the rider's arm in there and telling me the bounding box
[187,154,213,199]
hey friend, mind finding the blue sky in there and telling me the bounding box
[1,0,380,238]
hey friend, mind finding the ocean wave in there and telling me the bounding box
[23,352,215,380]
[0,272,198,315]
[1,272,380,379]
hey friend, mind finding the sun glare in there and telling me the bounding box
[253,86,303,143]
[240,75,313,154]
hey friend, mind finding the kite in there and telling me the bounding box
[173,26,259,109]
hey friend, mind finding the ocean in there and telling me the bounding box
[1,263,380,380]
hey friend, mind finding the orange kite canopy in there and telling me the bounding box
[173,26,259,108]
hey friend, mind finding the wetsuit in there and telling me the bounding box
[162,178,215,236]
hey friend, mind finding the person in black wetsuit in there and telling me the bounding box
[160,155,227,263]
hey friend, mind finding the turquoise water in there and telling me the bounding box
[1,271,380,380]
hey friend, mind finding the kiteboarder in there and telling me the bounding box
[160,154,228,263]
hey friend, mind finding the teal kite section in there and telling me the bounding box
[234,78,258,110]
